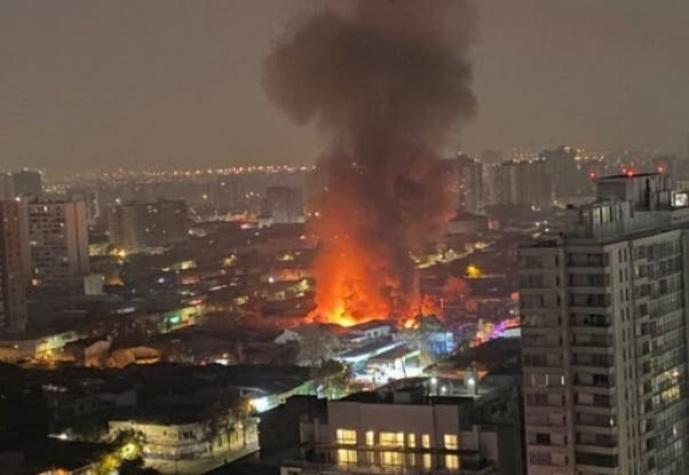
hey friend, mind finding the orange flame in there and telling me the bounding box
[308,236,396,327]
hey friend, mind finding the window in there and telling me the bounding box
[336,429,357,445]
[365,430,374,446]
[422,434,431,448]
[423,453,432,469]
[337,449,357,465]
[380,432,404,447]
[444,434,458,450]
[408,433,416,448]
[445,454,460,470]
[381,451,403,466]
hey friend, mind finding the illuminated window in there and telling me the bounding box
[408,433,416,448]
[379,432,404,447]
[336,429,357,445]
[445,454,460,470]
[444,434,459,450]
[422,434,431,448]
[337,449,358,465]
[423,453,432,469]
[381,451,404,466]
[407,453,416,466]
[365,430,375,446]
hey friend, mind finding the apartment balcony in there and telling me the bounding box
[281,460,496,475]
[570,325,613,336]
[571,364,614,375]
[575,452,619,474]
[281,446,496,475]
[575,464,619,475]
[566,286,611,295]
[572,384,615,396]
[570,345,614,354]
[574,404,615,416]
[525,423,568,433]
[573,424,616,435]
[527,441,568,451]
[567,305,610,314]
[575,444,618,457]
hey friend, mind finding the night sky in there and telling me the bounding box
[2,0,689,171]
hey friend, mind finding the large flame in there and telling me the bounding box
[307,183,423,327]
[264,0,476,327]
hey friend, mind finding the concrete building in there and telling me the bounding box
[518,173,689,475]
[457,154,485,213]
[281,381,523,475]
[443,155,485,215]
[0,201,28,333]
[109,415,258,463]
[11,169,42,198]
[540,146,593,199]
[110,199,189,253]
[264,186,305,224]
[28,201,89,289]
[0,173,14,200]
[67,188,101,226]
[487,160,551,208]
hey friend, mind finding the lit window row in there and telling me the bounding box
[338,429,459,450]
[338,449,459,470]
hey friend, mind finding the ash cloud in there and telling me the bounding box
[263,0,477,321]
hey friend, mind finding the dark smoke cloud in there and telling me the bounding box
[264,0,477,320]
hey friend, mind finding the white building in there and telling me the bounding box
[281,383,522,475]
[519,173,689,475]
[109,414,258,462]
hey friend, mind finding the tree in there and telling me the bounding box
[119,457,160,475]
[94,429,145,475]
[312,360,352,399]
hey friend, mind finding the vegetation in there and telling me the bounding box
[312,360,353,399]
[94,429,145,475]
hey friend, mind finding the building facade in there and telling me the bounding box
[110,199,189,253]
[456,154,485,214]
[282,383,522,475]
[28,201,89,289]
[487,160,551,208]
[12,169,42,198]
[264,186,305,224]
[0,201,28,333]
[519,173,689,475]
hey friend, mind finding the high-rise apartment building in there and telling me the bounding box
[0,201,28,333]
[28,201,89,289]
[0,173,14,200]
[487,159,551,208]
[110,199,189,253]
[541,146,593,199]
[456,154,485,213]
[519,173,689,475]
[12,169,42,198]
[68,188,101,226]
[263,186,305,224]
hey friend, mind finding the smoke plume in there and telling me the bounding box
[264,0,477,325]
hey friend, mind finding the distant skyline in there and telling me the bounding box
[2,0,689,171]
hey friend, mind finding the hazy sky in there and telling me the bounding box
[1,0,689,171]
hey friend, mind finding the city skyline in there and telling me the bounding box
[2,0,689,171]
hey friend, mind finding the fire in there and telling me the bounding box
[264,1,477,329]
[308,234,397,327]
